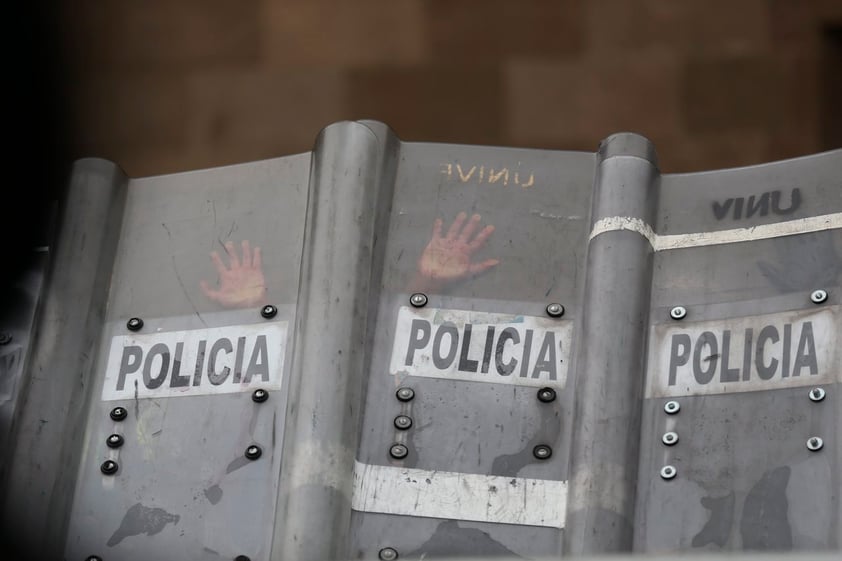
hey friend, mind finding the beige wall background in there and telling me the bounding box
[57,0,842,176]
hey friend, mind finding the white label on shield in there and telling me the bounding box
[647,306,839,398]
[390,306,572,387]
[352,461,567,528]
[101,322,287,401]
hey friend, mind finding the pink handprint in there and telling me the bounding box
[413,212,499,290]
[199,240,267,308]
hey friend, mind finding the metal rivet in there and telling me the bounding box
[394,415,413,430]
[545,303,564,318]
[100,460,118,475]
[664,400,680,415]
[660,465,676,479]
[252,389,269,403]
[537,387,557,403]
[669,306,687,320]
[0,332,12,345]
[810,289,828,304]
[379,547,399,561]
[396,387,415,402]
[533,444,552,460]
[410,293,428,308]
[662,431,678,446]
[126,317,143,331]
[807,437,824,451]
[85,556,103,561]
[106,434,124,449]
[389,443,408,459]
[809,387,826,402]
[261,304,277,319]
[245,445,262,460]
[110,407,127,421]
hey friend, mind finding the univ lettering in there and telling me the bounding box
[712,189,801,221]
[440,163,536,188]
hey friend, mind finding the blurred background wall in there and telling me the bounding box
[6,1,842,291]
[55,0,841,177]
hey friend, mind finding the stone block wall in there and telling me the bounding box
[51,1,842,176]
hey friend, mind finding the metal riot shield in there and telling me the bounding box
[0,121,838,561]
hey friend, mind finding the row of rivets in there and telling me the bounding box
[535,386,556,459]
[125,303,278,334]
[409,293,565,320]
[807,385,826,451]
[102,391,269,475]
[670,289,829,322]
[388,389,557,459]
[661,397,679,480]
[103,406,127,475]
[246,387,270,460]
[660,385,828,480]
[391,387,414,459]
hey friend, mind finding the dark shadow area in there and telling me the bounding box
[2,2,68,320]
[821,26,842,151]
[1,4,68,560]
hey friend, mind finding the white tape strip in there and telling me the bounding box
[589,217,657,246]
[351,461,567,528]
[589,212,842,251]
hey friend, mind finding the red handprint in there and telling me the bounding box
[416,212,499,284]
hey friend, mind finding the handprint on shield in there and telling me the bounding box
[200,212,498,308]
[199,240,267,308]
[411,211,500,292]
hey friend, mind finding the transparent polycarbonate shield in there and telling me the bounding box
[635,152,842,553]
[6,120,838,561]
[637,298,841,552]
[64,153,310,561]
[350,141,596,558]
[651,149,842,307]
[107,156,309,320]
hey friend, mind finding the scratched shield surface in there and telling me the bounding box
[635,151,842,552]
[64,154,310,561]
[350,142,595,558]
[0,255,46,461]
